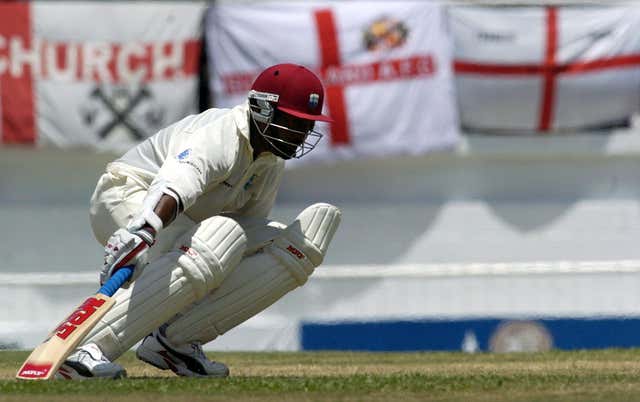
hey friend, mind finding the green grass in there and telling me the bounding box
[2,349,640,401]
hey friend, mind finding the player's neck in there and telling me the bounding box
[249,123,271,160]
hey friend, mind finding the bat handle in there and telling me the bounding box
[97,266,134,297]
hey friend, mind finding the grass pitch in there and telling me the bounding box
[2,349,640,401]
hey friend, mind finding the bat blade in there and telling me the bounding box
[16,294,115,380]
[16,266,133,380]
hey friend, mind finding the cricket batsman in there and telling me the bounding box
[55,64,341,379]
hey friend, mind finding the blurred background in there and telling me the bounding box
[2,0,640,353]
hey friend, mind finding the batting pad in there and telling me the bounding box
[164,203,342,345]
[221,214,287,257]
[81,216,247,361]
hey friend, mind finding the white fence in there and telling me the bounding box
[3,130,640,350]
[3,260,640,350]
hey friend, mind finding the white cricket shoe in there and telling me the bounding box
[55,343,127,380]
[136,325,229,378]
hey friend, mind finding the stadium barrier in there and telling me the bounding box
[4,260,640,351]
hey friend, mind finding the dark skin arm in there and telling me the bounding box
[153,194,180,227]
[153,194,180,228]
[139,194,180,237]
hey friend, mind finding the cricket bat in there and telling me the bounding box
[16,266,133,380]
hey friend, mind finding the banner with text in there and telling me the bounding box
[451,6,640,133]
[206,2,459,165]
[0,1,205,150]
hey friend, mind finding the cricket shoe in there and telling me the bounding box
[55,343,127,380]
[136,325,229,378]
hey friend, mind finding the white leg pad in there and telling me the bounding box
[164,203,341,345]
[220,214,287,256]
[175,216,247,298]
[82,216,246,360]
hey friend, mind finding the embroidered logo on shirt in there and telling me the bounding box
[177,148,191,161]
[244,174,257,190]
[176,148,202,174]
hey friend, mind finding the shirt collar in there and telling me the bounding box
[232,101,251,144]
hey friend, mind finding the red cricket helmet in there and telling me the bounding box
[250,63,333,122]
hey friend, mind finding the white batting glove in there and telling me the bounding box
[100,227,156,287]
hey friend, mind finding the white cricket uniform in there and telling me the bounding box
[89,102,284,256]
[83,103,341,359]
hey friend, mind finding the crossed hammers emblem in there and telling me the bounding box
[90,86,152,140]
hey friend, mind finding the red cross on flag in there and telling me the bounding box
[451,6,640,133]
[0,2,204,149]
[206,2,460,165]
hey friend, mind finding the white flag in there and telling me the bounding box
[451,6,640,132]
[0,1,205,150]
[206,1,459,165]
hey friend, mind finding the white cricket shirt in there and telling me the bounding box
[106,103,285,222]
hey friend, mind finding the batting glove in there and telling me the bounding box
[100,227,156,287]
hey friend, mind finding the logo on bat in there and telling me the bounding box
[17,363,52,378]
[54,297,107,341]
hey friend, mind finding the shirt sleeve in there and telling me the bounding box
[153,126,237,211]
[236,162,284,218]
